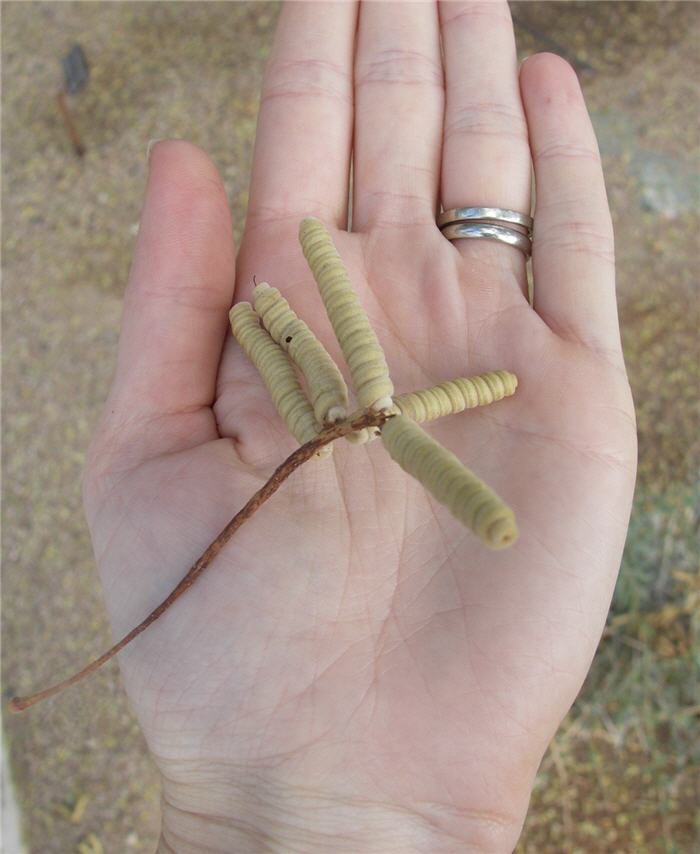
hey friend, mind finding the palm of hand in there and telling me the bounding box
[81,3,638,847]
[85,215,635,841]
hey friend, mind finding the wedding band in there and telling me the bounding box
[438,206,533,233]
[440,222,532,257]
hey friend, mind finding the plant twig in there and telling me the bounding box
[8,410,389,713]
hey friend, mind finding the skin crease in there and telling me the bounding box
[80,2,637,852]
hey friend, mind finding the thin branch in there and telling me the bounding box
[8,410,389,713]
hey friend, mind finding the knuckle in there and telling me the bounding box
[444,101,528,144]
[534,140,601,167]
[355,48,443,89]
[262,58,351,105]
[536,219,615,266]
[443,0,513,31]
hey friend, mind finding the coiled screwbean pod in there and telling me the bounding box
[381,414,517,548]
[393,371,517,423]
[298,217,394,412]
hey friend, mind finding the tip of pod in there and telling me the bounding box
[369,396,394,414]
[324,405,347,425]
[229,301,253,323]
[313,443,334,460]
[299,216,323,239]
[344,427,371,444]
[485,517,519,549]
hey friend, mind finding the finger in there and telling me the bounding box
[352,1,443,230]
[520,53,621,353]
[245,1,357,231]
[439,0,531,274]
[108,140,235,438]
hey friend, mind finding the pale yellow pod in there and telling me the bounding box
[253,282,348,425]
[298,217,394,412]
[344,427,372,445]
[229,302,331,458]
[381,414,518,549]
[393,371,518,423]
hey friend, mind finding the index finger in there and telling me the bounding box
[106,141,235,446]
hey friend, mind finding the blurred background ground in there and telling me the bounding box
[1,2,698,852]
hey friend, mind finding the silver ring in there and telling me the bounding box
[440,222,532,257]
[438,206,533,233]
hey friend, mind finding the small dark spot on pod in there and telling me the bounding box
[286,336,293,343]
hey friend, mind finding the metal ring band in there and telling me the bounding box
[440,222,532,257]
[438,206,533,233]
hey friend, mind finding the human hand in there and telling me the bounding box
[83,3,637,852]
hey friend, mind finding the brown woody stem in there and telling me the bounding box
[8,410,388,713]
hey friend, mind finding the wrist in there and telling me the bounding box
[157,769,522,854]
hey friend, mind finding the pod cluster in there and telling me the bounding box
[229,217,519,548]
[229,302,332,459]
[253,281,348,425]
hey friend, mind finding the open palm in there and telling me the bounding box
[83,4,636,852]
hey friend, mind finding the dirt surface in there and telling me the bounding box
[2,3,698,853]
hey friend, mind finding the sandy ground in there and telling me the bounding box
[2,3,698,853]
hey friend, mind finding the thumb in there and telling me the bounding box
[107,139,236,453]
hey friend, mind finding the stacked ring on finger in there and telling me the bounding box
[438,206,533,257]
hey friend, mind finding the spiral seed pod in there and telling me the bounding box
[298,217,394,412]
[252,282,349,425]
[229,302,331,458]
[381,414,518,549]
[393,371,518,423]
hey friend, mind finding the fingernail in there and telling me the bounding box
[146,138,164,166]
